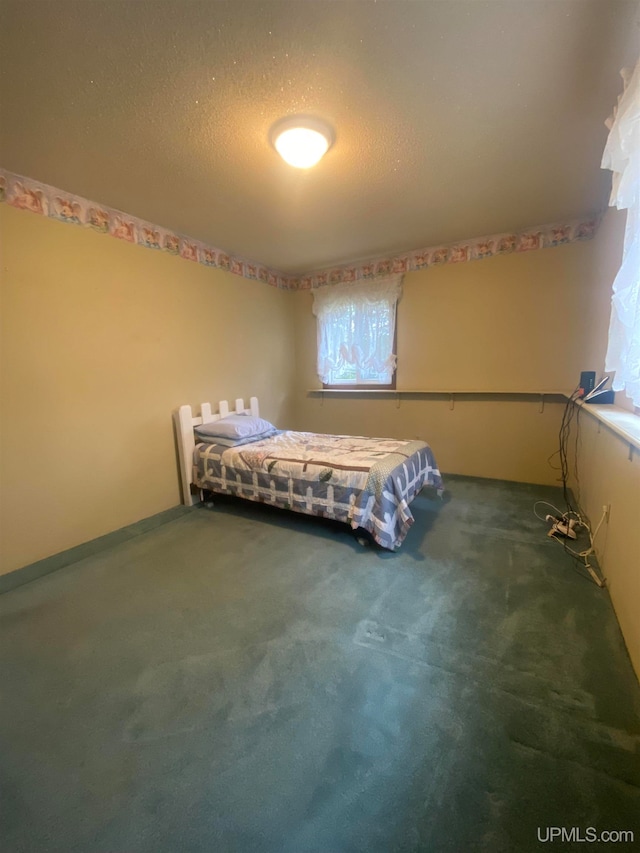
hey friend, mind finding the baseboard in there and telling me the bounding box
[0,505,193,595]
[441,471,565,490]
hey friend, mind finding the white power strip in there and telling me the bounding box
[545,514,578,540]
[534,502,607,588]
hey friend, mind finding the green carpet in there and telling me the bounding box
[1,476,638,852]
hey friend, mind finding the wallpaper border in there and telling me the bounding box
[0,168,296,289]
[296,215,601,289]
[0,167,601,290]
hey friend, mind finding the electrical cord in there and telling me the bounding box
[533,500,567,523]
[573,396,583,508]
[559,387,581,513]
[536,385,606,587]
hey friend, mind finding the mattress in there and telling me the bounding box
[193,430,443,550]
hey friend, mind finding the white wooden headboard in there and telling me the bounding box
[173,396,259,506]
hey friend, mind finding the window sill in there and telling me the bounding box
[575,399,640,452]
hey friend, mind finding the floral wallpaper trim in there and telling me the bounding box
[293,215,602,290]
[0,167,600,291]
[0,168,296,290]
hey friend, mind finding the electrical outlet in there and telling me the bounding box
[603,504,611,522]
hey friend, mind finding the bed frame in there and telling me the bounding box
[174,396,260,506]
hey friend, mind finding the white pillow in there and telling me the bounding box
[196,427,278,447]
[194,413,275,441]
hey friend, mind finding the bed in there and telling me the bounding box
[174,397,443,550]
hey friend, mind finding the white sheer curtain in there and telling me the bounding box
[602,57,640,407]
[312,276,402,385]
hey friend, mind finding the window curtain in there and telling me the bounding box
[312,276,402,385]
[602,57,640,407]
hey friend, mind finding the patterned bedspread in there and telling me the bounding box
[193,431,443,550]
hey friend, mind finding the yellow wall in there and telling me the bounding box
[573,411,640,676]
[292,235,613,484]
[0,204,296,574]
[569,209,640,677]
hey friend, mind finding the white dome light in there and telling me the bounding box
[270,116,334,169]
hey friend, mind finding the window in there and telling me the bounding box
[312,276,402,388]
[602,58,640,409]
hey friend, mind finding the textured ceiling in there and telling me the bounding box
[1,0,638,274]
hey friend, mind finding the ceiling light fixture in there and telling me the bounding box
[270,116,334,169]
